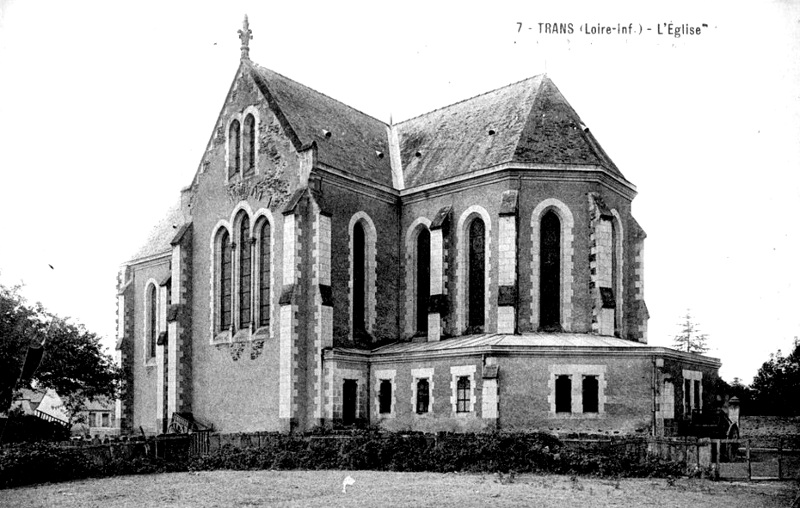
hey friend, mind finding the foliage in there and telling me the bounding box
[0,441,185,489]
[186,432,684,479]
[672,310,709,354]
[748,339,800,416]
[0,432,698,489]
[0,409,70,444]
[0,283,123,425]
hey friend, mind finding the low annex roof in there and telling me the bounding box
[372,333,649,354]
[127,202,186,263]
[363,333,720,367]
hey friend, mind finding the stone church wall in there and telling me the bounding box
[320,176,401,347]
[129,257,170,434]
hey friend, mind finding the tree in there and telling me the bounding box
[749,338,800,416]
[672,310,709,354]
[0,283,122,426]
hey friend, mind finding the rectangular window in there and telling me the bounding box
[555,375,571,413]
[456,376,470,413]
[693,380,701,410]
[416,378,430,414]
[582,375,599,413]
[379,379,392,414]
[661,380,675,419]
[684,379,691,416]
[101,413,110,427]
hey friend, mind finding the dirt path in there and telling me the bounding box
[1,470,796,508]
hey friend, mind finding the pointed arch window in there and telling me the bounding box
[353,222,366,335]
[239,216,252,329]
[540,211,561,331]
[416,228,430,334]
[219,230,232,330]
[243,114,256,177]
[228,120,241,178]
[147,284,157,359]
[258,218,271,328]
[467,218,485,331]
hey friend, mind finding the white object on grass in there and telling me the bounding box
[342,475,356,493]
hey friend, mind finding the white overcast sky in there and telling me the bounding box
[0,0,798,383]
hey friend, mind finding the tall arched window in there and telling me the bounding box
[147,284,157,358]
[239,216,252,329]
[243,114,256,177]
[258,218,271,328]
[416,228,430,334]
[467,218,485,331]
[353,222,366,335]
[540,211,561,331]
[219,230,232,330]
[228,120,241,178]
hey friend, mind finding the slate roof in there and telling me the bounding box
[250,64,393,187]
[397,74,624,187]
[128,202,185,262]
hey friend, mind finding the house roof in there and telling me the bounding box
[250,64,394,187]
[128,202,185,262]
[397,74,624,187]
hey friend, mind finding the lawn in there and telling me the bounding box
[1,471,797,508]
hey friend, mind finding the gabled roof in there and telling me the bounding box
[128,202,186,262]
[397,74,625,188]
[250,64,394,187]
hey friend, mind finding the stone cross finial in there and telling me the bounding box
[238,15,253,60]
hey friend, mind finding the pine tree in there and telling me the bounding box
[673,310,709,354]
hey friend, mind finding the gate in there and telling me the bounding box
[713,438,800,480]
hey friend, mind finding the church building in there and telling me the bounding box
[116,18,721,437]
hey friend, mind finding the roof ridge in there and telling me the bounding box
[396,74,544,125]
[252,62,389,128]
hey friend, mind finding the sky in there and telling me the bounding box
[0,0,798,383]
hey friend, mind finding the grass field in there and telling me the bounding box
[1,471,797,508]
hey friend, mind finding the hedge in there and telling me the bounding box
[0,431,685,489]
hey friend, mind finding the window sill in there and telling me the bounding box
[144,357,157,368]
[454,411,475,418]
[253,326,270,339]
[550,412,604,419]
[212,330,232,345]
[232,328,251,343]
